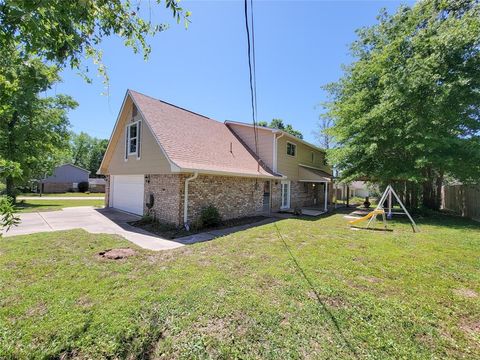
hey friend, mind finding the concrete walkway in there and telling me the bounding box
[3,207,183,251]
[17,196,105,200]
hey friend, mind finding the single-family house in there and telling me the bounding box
[98,90,333,227]
[336,181,376,200]
[39,164,90,193]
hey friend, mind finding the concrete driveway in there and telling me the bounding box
[2,207,183,251]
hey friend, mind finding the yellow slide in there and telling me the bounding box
[349,209,385,225]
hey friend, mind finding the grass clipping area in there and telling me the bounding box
[0,213,479,358]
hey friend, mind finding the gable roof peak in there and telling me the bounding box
[127,89,211,120]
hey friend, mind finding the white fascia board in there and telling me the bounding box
[177,168,284,180]
[97,91,130,175]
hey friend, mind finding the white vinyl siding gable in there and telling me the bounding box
[107,98,172,175]
[226,124,275,170]
[276,136,330,180]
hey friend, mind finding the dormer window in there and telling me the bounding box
[126,121,141,157]
[286,141,296,157]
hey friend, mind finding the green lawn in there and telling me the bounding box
[15,199,105,212]
[0,213,479,359]
[19,192,105,198]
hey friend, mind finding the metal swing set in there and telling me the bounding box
[348,185,419,232]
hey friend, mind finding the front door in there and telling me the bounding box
[281,180,291,209]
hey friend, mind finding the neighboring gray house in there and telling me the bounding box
[39,164,90,193]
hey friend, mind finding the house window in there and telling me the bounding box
[286,142,296,157]
[127,122,139,155]
[311,152,314,163]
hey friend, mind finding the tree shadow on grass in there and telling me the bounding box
[14,202,60,211]
[294,206,480,232]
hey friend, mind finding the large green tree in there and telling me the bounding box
[258,119,304,139]
[0,47,77,199]
[324,0,480,210]
[0,0,190,78]
[65,132,108,176]
[0,0,190,199]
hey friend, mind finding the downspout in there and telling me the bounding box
[183,172,198,230]
[273,132,284,173]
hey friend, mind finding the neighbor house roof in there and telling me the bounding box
[128,90,279,178]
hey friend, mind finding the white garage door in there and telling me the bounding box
[110,175,144,215]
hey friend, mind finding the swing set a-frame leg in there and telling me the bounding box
[388,186,419,233]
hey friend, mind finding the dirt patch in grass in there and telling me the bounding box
[306,291,349,309]
[460,319,480,335]
[26,302,48,317]
[98,248,136,260]
[76,296,94,309]
[358,275,382,283]
[453,288,478,298]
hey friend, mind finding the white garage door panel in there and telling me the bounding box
[111,175,144,215]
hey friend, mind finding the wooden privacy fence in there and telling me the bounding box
[442,184,480,220]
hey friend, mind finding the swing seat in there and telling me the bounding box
[348,209,385,225]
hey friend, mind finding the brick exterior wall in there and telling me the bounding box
[144,174,183,225]
[183,175,264,224]
[41,182,73,193]
[271,180,332,211]
[89,184,106,193]
[106,172,335,227]
[271,181,281,211]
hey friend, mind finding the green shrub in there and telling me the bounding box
[0,196,20,234]
[78,181,89,193]
[199,205,221,228]
[139,214,154,225]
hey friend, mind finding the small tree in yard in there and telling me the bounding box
[0,196,19,234]
[323,0,480,210]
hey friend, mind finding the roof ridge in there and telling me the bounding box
[128,89,211,120]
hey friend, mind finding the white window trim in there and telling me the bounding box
[126,121,140,157]
[281,180,291,209]
[286,141,297,157]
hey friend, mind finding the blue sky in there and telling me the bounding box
[54,0,413,144]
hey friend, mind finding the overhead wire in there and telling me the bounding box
[244,0,260,171]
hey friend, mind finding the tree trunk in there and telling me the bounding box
[5,176,15,202]
[6,113,17,202]
[405,181,412,209]
[422,168,435,210]
[434,171,444,211]
[422,167,444,210]
[411,182,419,209]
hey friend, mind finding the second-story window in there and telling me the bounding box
[127,122,139,155]
[286,142,296,157]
